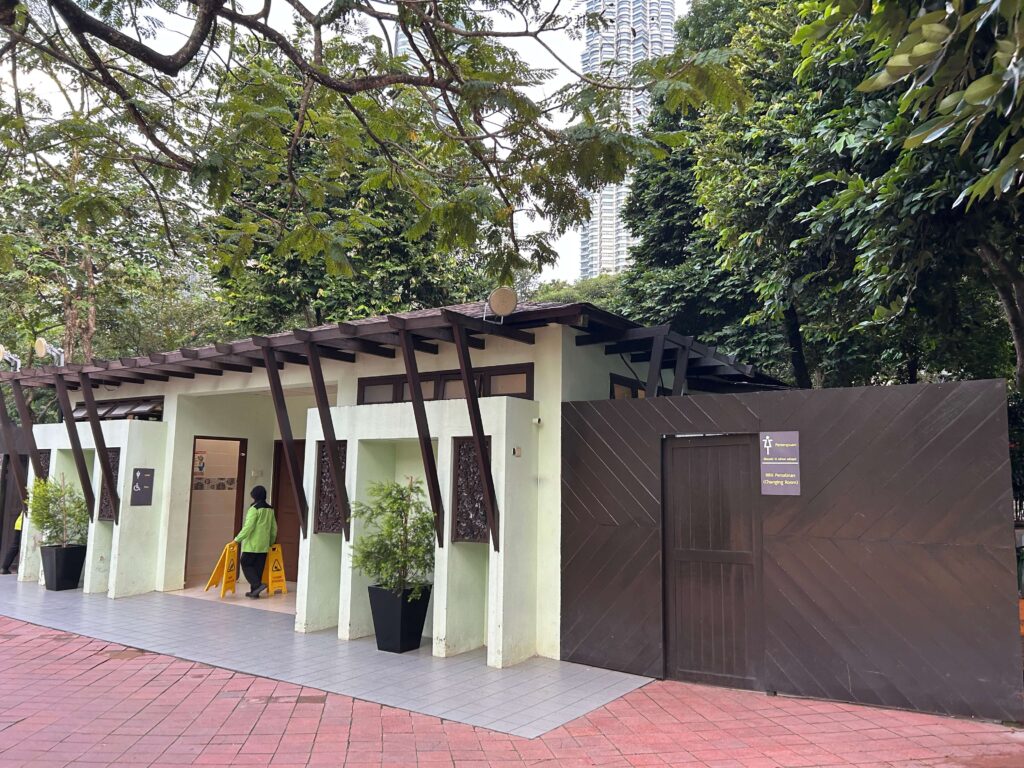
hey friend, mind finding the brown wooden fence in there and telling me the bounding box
[561,380,1024,721]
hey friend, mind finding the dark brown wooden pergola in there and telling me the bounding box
[0,301,783,547]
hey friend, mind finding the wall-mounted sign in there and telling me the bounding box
[130,468,156,506]
[193,451,206,476]
[760,431,800,495]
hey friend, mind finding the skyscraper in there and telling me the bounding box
[579,0,676,279]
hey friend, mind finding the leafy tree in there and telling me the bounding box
[796,0,1024,203]
[796,1,1024,387]
[623,0,1013,387]
[29,476,89,547]
[1,0,747,278]
[352,479,435,598]
[528,273,623,309]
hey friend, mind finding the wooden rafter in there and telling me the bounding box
[79,372,121,522]
[53,375,96,518]
[0,385,29,507]
[391,319,445,545]
[445,312,500,550]
[258,344,309,537]
[304,342,352,539]
[10,381,44,480]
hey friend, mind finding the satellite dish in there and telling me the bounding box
[34,337,47,358]
[487,286,518,318]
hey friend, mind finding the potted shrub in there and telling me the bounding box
[29,476,89,591]
[352,478,435,653]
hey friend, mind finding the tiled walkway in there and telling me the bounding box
[0,579,646,737]
[0,617,1022,767]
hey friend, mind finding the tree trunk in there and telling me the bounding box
[976,243,1024,391]
[81,250,97,362]
[783,303,813,389]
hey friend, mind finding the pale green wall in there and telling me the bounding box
[108,420,168,597]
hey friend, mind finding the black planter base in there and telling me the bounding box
[40,545,87,591]
[367,585,432,653]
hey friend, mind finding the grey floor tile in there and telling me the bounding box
[0,578,650,737]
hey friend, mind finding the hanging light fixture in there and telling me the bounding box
[34,337,65,367]
[0,344,21,372]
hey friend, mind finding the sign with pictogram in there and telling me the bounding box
[205,541,238,597]
[261,544,288,596]
[760,431,800,495]
[129,468,155,506]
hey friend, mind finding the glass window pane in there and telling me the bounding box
[401,380,435,401]
[612,383,633,400]
[488,373,528,396]
[362,383,394,404]
[442,379,466,400]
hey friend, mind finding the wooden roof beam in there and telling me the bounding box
[442,310,533,345]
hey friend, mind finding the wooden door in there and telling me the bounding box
[663,434,762,689]
[272,440,304,581]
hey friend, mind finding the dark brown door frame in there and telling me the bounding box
[183,435,248,581]
[660,432,765,689]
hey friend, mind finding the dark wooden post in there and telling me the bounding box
[258,344,309,537]
[448,319,500,551]
[10,381,44,479]
[646,329,668,397]
[672,342,692,397]
[393,323,445,546]
[303,341,351,539]
[0,385,28,507]
[78,372,121,522]
[53,375,96,518]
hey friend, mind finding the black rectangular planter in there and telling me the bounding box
[367,585,431,653]
[40,545,87,591]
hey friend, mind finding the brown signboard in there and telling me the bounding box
[130,468,155,507]
[760,431,800,495]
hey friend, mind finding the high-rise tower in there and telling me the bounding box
[579,0,676,279]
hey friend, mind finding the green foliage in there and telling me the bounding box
[796,0,1024,203]
[622,0,1014,388]
[0,1,751,279]
[528,274,624,310]
[29,477,89,548]
[351,480,435,599]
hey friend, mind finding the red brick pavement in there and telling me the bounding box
[0,617,1021,767]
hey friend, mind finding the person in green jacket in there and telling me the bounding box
[236,486,277,598]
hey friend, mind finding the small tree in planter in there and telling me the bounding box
[29,476,89,591]
[352,478,435,653]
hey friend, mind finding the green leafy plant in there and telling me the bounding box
[351,479,435,599]
[29,476,89,548]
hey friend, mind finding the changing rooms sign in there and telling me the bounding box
[760,431,800,495]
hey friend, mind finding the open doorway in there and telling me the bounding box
[184,437,246,586]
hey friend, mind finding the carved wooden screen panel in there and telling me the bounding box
[452,436,490,544]
[97,447,120,521]
[38,449,51,480]
[314,440,347,534]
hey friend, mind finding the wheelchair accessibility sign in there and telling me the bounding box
[130,468,155,506]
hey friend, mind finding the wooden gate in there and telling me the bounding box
[561,380,1024,721]
[663,435,762,688]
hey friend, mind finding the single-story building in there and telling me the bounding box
[0,300,776,670]
[1,299,1021,721]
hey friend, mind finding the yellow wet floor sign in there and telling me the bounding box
[262,544,287,596]
[205,541,238,598]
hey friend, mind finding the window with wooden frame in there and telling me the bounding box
[609,373,670,399]
[357,363,533,405]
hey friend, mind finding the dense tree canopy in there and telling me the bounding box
[617,0,1014,387]
[0,0,745,279]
